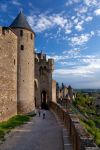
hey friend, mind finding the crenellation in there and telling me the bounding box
[50,102,100,150]
[0,11,55,120]
[35,51,54,109]
[0,10,99,150]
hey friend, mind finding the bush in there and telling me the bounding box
[87,119,95,128]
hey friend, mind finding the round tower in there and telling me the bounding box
[10,11,35,114]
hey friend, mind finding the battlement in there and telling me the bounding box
[48,58,54,71]
[50,102,100,150]
[35,52,54,71]
[0,27,17,38]
[35,52,54,63]
[0,27,9,34]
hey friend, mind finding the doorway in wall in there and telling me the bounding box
[41,90,48,109]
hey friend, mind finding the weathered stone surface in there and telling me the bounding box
[0,12,54,122]
[52,80,56,103]
[0,27,17,121]
[35,53,54,108]
[12,28,35,114]
[50,102,100,150]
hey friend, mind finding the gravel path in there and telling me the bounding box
[0,111,63,150]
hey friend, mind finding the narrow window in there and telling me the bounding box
[21,45,24,50]
[20,30,23,36]
[31,33,33,39]
[14,59,15,65]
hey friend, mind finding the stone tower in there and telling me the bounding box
[68,85,73,101]
[10,12,35,114]
[35,52,54,109]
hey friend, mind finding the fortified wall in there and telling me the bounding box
[0,27,17,121]
[35,52,54,108]
[0,12,55,122]
[50,102,100,150]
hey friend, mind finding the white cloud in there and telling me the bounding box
[27,13,72,33]
[69,32,94,46]
[94,9,100,16]
[47,55,69,62]
[75,6,88,14]
[66,0,80,6]
[28,15,52,32]
[54,68,93,76]
[63,48,80,56]
[35,17,52,32]
[54,58,100,77]
[74,18,79,24]
[50,15,68,27]
[84,0,98,6]
[85,16,93,22]
[75,23,83,31]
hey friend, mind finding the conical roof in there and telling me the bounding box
[9,11,34,33]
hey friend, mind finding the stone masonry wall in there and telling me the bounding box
[50,102,100,150]
[12,28,35,114]
[52,80,56,103]
[35,54,54,108]
[0,27,17,121]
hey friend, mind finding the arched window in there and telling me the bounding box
[20,30,23,36]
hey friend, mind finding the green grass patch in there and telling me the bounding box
[0,115,32,141]
[80,119,100,148]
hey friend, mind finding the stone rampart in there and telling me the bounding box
[0,27,17,121]
[50,102,100,150]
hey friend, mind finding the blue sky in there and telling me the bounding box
[0,0,100,89]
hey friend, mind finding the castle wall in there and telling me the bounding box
[50,102,100,150]
[12,28,35,114]
[52,80,57,103]
[35,54,54,108]
[0,27,17,121]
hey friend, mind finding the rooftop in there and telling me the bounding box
[9,11,34,33]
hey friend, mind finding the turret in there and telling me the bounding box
[68,85,73,100]
[10,11,35,114]
[48,59,54,71]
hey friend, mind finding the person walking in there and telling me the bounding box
[43,110,46,119]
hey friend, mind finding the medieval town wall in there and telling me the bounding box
[0,27,17,121]
[35,54,54,108]
[50,102,99,150]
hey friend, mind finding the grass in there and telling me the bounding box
[80,119,100,148]
[0,115,33,141]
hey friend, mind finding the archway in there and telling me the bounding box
[41,90,48,109]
